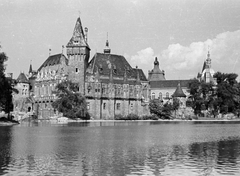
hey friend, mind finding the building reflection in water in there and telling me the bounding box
[1,122,240,175]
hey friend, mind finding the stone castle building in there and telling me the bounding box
[33,17,149,119]
[148,57,191,102]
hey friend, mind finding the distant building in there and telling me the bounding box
[33,17,150,119]
[148,57,191,103]
[13,70,35,113]
[197,50,216,84]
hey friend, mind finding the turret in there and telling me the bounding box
[66,17,90,94]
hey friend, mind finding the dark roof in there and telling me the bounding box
[172,83,186,97]
[16,73,28,83]
[29,64,32,73]
[150,80,191,89]
[87,53,147,82]
[38,54,68,71]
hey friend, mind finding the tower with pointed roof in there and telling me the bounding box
[148,57,165,81]
[66,17,90,94]
[197,50,215,84]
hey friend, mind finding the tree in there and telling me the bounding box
[214,72,239,114]
[52,80,90,119]
[0,48,16,120]
[149,99,177,119]
[188,72,240,116]
[188,78,215,116]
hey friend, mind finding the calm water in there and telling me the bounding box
[1,121,240,176]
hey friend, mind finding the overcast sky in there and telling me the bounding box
[2,0,240,80]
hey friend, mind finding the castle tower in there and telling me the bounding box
[66,17,90,94]
[148,57,165,81]
[205,50,211,83]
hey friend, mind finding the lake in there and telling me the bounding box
[1,121,240,175]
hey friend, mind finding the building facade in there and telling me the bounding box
[33,17,150,119]
[148,57,191,102]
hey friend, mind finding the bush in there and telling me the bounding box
[126,113,140,120]
[115,114,124,120]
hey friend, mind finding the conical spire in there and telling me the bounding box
[104,33,111,54]
[172,83,186,98]
[67,17,89,48]
[29,63,33,74]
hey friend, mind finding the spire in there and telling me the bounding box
[206,49,211,68]
[104,32,111,54]
[154,57,159,66]
[29,60,33,74]
[67,17,89,48]
[172,82,186,98]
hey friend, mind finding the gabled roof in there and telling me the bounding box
[172,83,186,97]
[150,80,191,89]
[87,53,147,82]
[66,17,90,49]
[16,73,28,83]
[38,54,68,71]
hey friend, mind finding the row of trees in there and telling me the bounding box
[188,72,240,116]
[149,72,240,119]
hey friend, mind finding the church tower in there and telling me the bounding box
[205,50,211,83]
[66,17,90,94]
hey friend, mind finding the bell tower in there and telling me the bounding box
[66,17,90,94]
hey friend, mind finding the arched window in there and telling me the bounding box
[159,92,162,100]
[166,92,169,99]
[151,92,155,100]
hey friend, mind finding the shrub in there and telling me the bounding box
[126,113,140,120]
[115,114,125,120]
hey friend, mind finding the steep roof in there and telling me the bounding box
[150,80,191,89]
[29,64,33,73]
[172,83,186,97]
[148,57,165,81]
[66,17,90,49]
[16,73,28,83]
[38,54,68,71]
[87,53,147,82]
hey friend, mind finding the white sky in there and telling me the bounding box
[2,0,240,80]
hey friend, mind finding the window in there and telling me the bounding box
[103,103,106,110]
[159,92,162,100]
[76,68,78,73]
[116,103,121,110]
[87,102,90,110]
[151,92,155,100]
[166,92,169,99]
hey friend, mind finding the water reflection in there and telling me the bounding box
[1,122,240,175]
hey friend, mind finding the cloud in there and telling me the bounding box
[126,30,240,80]
[125,47,159,75]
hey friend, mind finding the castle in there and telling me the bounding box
[28,17,149,119]
[12,16,215,120]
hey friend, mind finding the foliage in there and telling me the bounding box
[0,49,15,119]
[188,72,240,116]
[115,114,160,120]
[149,99,176,119]
[52,80,89,120]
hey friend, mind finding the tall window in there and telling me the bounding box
[87,102,90,110]
[159,92,162,100]
[166,92,169,99]
[151,92,155,100]
[116,103,121,110]
[103,103,106,110]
